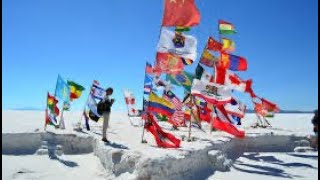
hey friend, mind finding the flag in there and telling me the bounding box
[45,109,58,127]
[228,115,242,125]
[200,49,219,67]
[163,90,183,110]
[63,101,70,111]
[181,58,193,65]
[154,52,185,75]
[254,102,268,117]
[191,79,232,104]
[144,74,153,95]
[145,112,181,148]
[199,106,211,123]
[157,28,197,60]
[47,93,59,116]
[148,92,175,117]
[55,75,70,102]
[194,64,214,83]
[124,89,139,116]
[224,97,246,118]
[261,98,280,113]
[228,72,252,92]
[212,105,245,138]
[91,84,105,100]
[216,69,252,92]
[221,37,235,52]
[219,20,236,35]
[169,110,186,127]
[87,95,101,118]
[184,109,191,120]
[175,26,190,32]
[143,98,149,112]
[67,81,85,101]
[153,76,172,92]
[83,110,90,131]
[214,64,227,84]
[219,52,247,71]
[162,0,200,27]
[166,71,193,92]
[206,37,222,52]
[195,97,207,107]
[145,62,154,75]
[155,113,169,122]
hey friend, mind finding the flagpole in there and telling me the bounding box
[77,83,91,130]
[141,62,149,143]
[211,23,223,133]
[124,89,135,126]
[140,0,164,143]
[44,92,49,131]
[53,75,62,129]
[59,105,65,129]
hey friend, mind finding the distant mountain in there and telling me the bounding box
[10,107,44,111]
[246,109,314,113]
[278,110,314,113]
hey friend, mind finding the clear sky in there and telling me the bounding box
[2,0,318,112]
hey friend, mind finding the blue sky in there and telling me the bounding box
[2,0,318,111]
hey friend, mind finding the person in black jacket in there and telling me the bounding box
[311,110,318,148]
[98,87,114,143]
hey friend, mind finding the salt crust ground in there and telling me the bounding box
[2,111,318,180]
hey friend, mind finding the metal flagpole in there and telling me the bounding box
[124,89,136,126]
[75,82,91,131]
[140,0,166,143]
[141,62,149,143]
[59,104,65,129]
[53,75,61,129]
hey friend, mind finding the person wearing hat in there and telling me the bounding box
[97,87,115,143]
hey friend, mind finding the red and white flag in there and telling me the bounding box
[191,79,232,105]
[145,112,181,148]
[212,105,245,138]
[124,89,139,116]
[224,97,246,118]
[215,66,252,93]
[169,110,186,127]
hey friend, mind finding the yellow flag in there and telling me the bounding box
[221,38,235,52]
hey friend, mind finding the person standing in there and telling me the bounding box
[97,87,114,143]
[311,110,318,148]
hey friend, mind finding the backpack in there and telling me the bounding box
[97,100,107,115]
[89,110,100,122]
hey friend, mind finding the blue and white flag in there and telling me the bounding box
[87,95,101,117]
[55,75,70,102]
[144,74,153,95]
[90,83,105,100]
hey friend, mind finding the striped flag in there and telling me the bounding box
[90,80,105,100]
[163,90,183,110]
[219,20,236,35]
[169,110,186,127]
